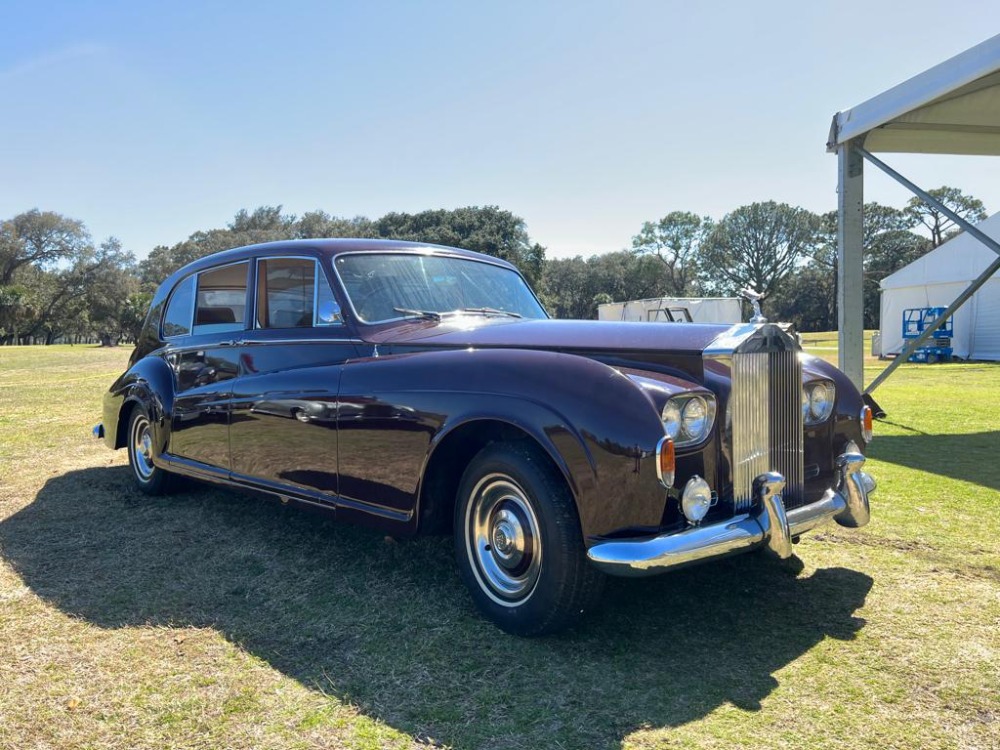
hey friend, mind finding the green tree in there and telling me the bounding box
[905,186,987,247]
[539,251,672,319]
[631,211,712,295]
[768,266,837,332]
[374,206,546,285]
[85,238,142,345]
[0,210,90,285]
[0,210,109,343]
[809,204,929,329]
[297,210,375,239]
[701,202,821,299]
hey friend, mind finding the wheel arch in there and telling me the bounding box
[105,356,175,451]
[416,415,587,536]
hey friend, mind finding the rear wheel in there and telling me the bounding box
[127,405,175,495]
[454,442,605,636]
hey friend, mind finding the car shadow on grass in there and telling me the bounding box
[869,430,1000,491]
[1,467,873,749]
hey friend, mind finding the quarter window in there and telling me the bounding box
[162,275,195,338]
[256,258,341,328]
[193,262,248,335]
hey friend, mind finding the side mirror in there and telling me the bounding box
[317,300,342,325]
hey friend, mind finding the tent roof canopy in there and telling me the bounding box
[880,212,1000,290]
[828,34,1000,155]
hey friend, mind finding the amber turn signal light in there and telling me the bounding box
[656,436,675,489]
[861,405,874,442]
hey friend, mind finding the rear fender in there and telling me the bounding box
[103,356,175,454]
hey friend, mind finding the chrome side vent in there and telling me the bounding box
[707,323,804,512]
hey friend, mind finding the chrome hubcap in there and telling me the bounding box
[131,415,155,481]
[466,475,541,606]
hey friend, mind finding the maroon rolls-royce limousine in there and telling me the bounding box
[95,239,876,635]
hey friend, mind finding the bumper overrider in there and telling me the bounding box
[587,450,876,576]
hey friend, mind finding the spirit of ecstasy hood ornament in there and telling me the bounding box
[740,287,767,324]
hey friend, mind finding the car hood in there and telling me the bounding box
[365,317,732,355]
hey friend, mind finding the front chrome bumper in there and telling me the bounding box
[587,451,875,577]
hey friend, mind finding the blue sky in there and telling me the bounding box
[2,1,999,260]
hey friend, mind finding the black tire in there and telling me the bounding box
[454,441,605,636]
[126,404,175,495]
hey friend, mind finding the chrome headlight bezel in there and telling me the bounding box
[661,393,717,447]
[802,380,836,424]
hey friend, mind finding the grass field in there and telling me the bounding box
[0,341,997,749]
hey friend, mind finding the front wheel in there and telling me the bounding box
[127,405,176,495]
[454,442,605,636]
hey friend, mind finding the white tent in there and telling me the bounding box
[598,297,742,324]
[880,212,1000,360]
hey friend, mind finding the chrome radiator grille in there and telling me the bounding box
[730,347,804,511]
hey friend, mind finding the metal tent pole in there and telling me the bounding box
[837,139,865,390]
[856,147,1000,395]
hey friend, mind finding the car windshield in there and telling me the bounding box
[335,253,548,323]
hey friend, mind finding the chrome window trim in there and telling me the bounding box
[161,338,363,354]
[237,337,362,347]
[330,250,549,325]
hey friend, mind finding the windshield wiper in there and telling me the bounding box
[394,307,441,321]
[457,307,522,318]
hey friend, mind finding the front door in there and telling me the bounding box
[228,256,360,498]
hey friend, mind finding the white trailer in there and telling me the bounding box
[598,297,743,324]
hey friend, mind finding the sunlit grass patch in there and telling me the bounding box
[0,342,997,749]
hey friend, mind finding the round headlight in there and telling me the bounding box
[681,475,713,525]
[802,388,810,421]
[809,382,834,421]
[661,401,682,440]
[681,397,708,440]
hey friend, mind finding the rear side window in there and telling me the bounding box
[162,276,195,338]
[193,262,248,335]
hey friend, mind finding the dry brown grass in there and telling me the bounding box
[0,343,997,749]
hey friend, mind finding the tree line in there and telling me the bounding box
[0,188,986,345]
[543,188,986,327]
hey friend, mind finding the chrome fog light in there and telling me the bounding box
[681,475,713,525]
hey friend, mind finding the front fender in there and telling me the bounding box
[342,347,676,537]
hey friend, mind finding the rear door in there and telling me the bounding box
[164,261,249,472]
[229,255,360,499]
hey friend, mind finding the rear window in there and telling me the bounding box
[162,275,195,338]
[193,262,248,335]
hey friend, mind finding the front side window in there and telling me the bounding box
[162,275,196,338]
[192,262,248,335]
[256,258,342,328]
[335,253,547,323]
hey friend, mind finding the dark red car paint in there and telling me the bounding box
[103,239,866,543]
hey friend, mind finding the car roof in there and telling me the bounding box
[172,238,515,278]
